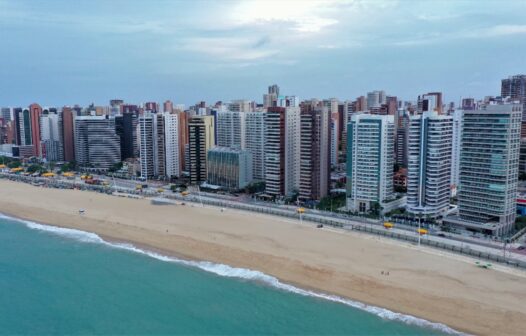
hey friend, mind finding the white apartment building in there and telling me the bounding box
[163,113,181,179]
[245,112,266,181]
[346,114,395,212]
[450,109,464,195]
[216,111,246,149]
[406,111,453,219]
[40,113,63,162]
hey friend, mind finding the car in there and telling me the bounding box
[437,233,446,237]
[316,224,323,228]
[518,246,525,250]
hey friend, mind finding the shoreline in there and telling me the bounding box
[0,211,461,335]
[1,179,525,335]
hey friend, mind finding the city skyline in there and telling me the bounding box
[1,0,526,106]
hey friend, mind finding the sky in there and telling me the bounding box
[1,0,525,107]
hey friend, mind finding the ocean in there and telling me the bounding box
[0,214,457,335]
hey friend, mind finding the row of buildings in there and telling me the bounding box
[346,77,525,237]
[2,76,526,237]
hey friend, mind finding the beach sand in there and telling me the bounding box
[0,179,525,335]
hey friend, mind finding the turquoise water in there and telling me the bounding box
[0,215,453,335]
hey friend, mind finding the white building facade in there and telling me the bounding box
[346,114,395,212]
[406,111,453,219]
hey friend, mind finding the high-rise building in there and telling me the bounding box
[284,107,301,196]
[144,102,159,113]
[346,114,395,212]
[264,107,286,196]
[330,118,339,166]
[176,110,188,173]
[245,112,266,181]
[216,111,246,149]
[445,104,522,237]
[138,112,166,179]
[299,107,331,201]
[501,75,526,116]
[263,84,280,108]
[417,92,443,114]
[115,113,138,160]
[406,111,453,219]
[355,96,367,112]
[394,109,409,167]
[450,109,464,195]
[74,116,120,170]
[29,103,43,157]
[207,147,253,190]
[40,113,64,162]
[61,107,75,162]
[163,112,181,179]
[12,107,22,145]
[18,108,33,149]
[268,84,280,96]
[163,100,174,113]
[1,107,11,122]
[367,90,386,108]
[188,115,215,184]
[229,100,253,112]
[461,98,476,110]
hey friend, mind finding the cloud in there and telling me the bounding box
[177,37,279,61]
[479,24,526,37]
[229,0,342,33]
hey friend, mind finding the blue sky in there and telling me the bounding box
[1,0,525,107]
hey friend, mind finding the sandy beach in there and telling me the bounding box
[0,179,525,335]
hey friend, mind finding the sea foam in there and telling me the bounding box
[0,213,464,335]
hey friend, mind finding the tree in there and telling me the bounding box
[108,161,124,173]
[245,181,265,194]
[369,201,382,217]
[27,164,44,174]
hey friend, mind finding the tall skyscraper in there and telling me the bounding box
[245,112,266,181]
[445,104,522,237]
[138,112,166,179]
[461,98,476,110]
[264,107,286,196]
[188,115,215,184]
[74,116,120,170]
[164,112,181,179]
[163,100,174,113]
[29,103,43,157]
[40,112,64,162]
[367,90,386,108]
[176,110,188,173]
[115,113,138,160]
[417,92,443,114]
[216,111,246,149]
[501,75,526,114]
[284,107,301,196]
[229,100,253,112]
[61,107,75,162]
[268,84,279,96]
[299,107,331,201]
[330,118,339,166]
[450,109,464,194]
[394,109,409,167]
[346,114,395,212]
[1,107,11,122]
[18,108,32,148]
[263,84,280,108]
[406,111,453,219]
